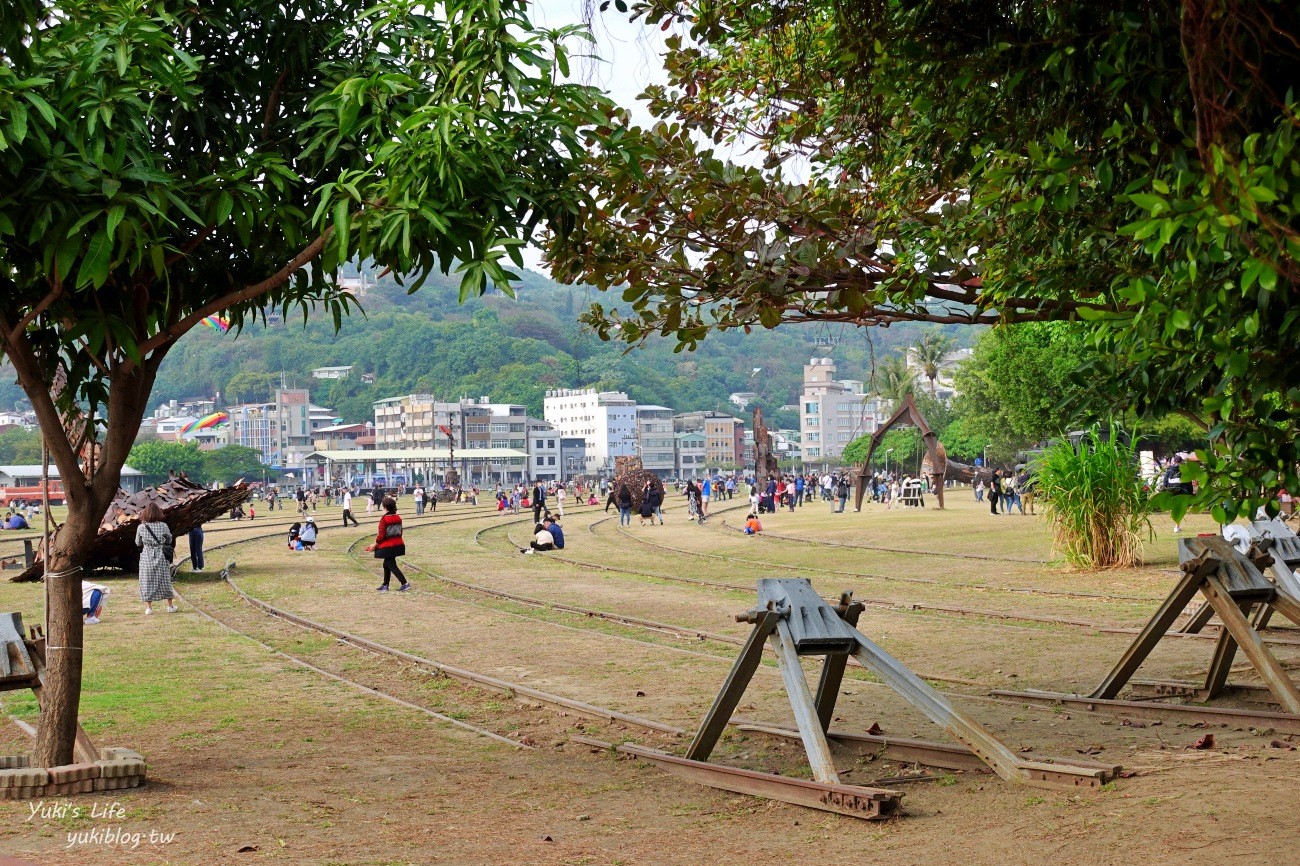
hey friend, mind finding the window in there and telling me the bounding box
[804,401,818,414]
[807,432,820,442]
[547,456,556,465]
[490,422,509,433]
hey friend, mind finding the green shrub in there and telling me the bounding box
[1034,425,1153,569]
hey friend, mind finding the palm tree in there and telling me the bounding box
[914,330,957,397]
[872,354,914,406]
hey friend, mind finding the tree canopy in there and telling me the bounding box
[0,0,613,767]
[557,0,1300,518]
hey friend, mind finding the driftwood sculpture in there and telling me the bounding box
[14,476,253,581]
[852,394,987,511]
[610,456,665,513]
[752,406,779,483]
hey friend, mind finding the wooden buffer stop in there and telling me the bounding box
[1094,536,1300,712]
[679,578,1117,815]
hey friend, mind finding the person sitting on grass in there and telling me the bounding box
[520,522,555,554]
[287,521,302,549]
[3,512,27,530]
[544,515,565,550]
[744,513,763,535]
[82,581,109,624]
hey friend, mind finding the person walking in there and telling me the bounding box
[136,502,176,615]
[554,484,566,518]
[685,480,702,523]
[341,488,360,527]
[648,481,664,525]
[988,470,1003,516]
[638,481,655,526]
[188,525,205,572]
[700,477,712,520]
[975,477,985,502]
[616,483,633,527]
[370,485,384,516]
[366,497,410,591]
[413,484,425,516]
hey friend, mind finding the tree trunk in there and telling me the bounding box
[33,501,96,767]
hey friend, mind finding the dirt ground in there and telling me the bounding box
[0,493,1296,865]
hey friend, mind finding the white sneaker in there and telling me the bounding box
[84,616,100,625]
[144,608,153,615]
[167,604,178,613]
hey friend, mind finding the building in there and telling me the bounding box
[675,431,706,479]
[313,423,371,452]
[227,388,323,469]
[800,358,885,464]
[673,410,740,470]
[372,395,491,452]
[559,437,587,481]
[0,464,144,502]
[526,419,561,481]
[635,406,676,478]
[310,365,353,380]
[543,389,638,476]
[728,392,757,411]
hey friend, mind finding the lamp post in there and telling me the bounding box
[983,444,989,469]
[884,448,893,476]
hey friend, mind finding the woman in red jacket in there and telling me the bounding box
[365,497,410,591]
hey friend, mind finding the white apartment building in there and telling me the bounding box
[543,389,638,475]
[800,358,885,464]
[636,406,676,478]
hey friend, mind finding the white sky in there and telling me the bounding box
[521,1,667,270]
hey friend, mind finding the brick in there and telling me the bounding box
[101,747,144,763]
[0,768,47,788]
[95,759,145,779]
[0,755,30,769]
[2,785,43,800]
[48,763,99,784]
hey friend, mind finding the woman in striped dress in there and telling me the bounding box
[135,502,176,614]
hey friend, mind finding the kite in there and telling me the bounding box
[178,411,229,437]
[201,315,230,333]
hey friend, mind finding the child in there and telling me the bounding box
[743,513,763,535]
[287,521,302,549]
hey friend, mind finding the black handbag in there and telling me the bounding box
[145,524,175,563]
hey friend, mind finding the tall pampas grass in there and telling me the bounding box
[1035,426,1153,569]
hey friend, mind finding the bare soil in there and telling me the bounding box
[0,495,1296,865]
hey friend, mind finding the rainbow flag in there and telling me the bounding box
[178,411,229,437]
[201,315,230,333]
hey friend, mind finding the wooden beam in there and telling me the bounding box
[1202,574,1300,714]
[685,610,779,762]
[770,621,840,785]
[1093,568,1205,699]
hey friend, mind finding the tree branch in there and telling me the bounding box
[133,226,334,361]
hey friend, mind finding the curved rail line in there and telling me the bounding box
[600,512,1154,604]
[696,505,1053,563]
[471,510,1300,649]
[201,528,1300,741]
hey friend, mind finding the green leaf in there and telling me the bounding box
[76,228,112,289]
[1169,309,1190,330]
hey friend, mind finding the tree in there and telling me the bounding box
[870,354,914,406]
[0,0,612,766]
[913,330,956,398]
[953,323,1108,459]
[126,440,206,485]
[202,445,265,485]
[556,1,1300,519]
[0,426,42,464]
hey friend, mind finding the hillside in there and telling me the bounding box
[3,268,978,425]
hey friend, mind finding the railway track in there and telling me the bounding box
[174,522,1300,818]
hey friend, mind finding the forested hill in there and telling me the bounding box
[4,268,976,425]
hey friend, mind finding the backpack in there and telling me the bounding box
[384,519,403,539]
